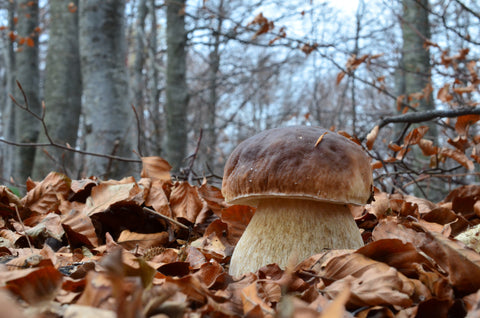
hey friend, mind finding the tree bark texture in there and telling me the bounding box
[400,0,436,136]
[79,0,136,179]
[198,4,223,175]
[399,0,441,201]
[1,1,17,184]
[165,0,189,172]
[13,0,40,184]
[131,0,148,156]
[32,0,82,180]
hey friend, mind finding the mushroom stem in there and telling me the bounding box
[228,198,364,277]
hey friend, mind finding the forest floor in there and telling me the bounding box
[1,158,480,317]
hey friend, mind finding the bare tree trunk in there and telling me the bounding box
[79,0,136,179]
[1,1,17,185]
[165,0,189,172]
[13,0,40,184]
[398,0,441,200]
[198,0,224,174]
[148,0,162,156]
[400,0,435,134]
[32,0,82,180]
[132,0,148,156]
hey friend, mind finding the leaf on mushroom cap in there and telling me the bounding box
[222,126,373,206]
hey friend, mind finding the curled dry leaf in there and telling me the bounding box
[198,182,229,215]
[440,147,475,171]
[448,135,470,152]
[357,239,435,278]
[144,179,172,217]
[322,253,414,309]
[220,205,254,244]
[21,172,71,217]
[404,126,429,145]
[0,186,23,217]
[365,125,379,151]
[84,179,144,216]
[418,139,438,156]
[61,205,99,248]
[22,212,64,242]
[117,229,169,251]
[241,282,276,316]
[140,156,172,181]
[441,185,480,217]
[4,265,63,304]
[169,182,210,225]
[420,231,480,294]
[455,115,480,136]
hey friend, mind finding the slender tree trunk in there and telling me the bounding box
[1,1,17,184]
[132,0,148,156]
[32,0,82,180]
[13,0,40,184]
[148,0,162,156]
[79,0,136,179]
[398,0,441,200]
[198,0,224,174]
[400,0,435,135]
[165,0,189,172]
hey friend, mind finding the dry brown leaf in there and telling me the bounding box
[169,182,209,225]
[193,260,230,289]
[453,84,475,94]
[23,212,64,242]
[455,114,480,136]
[5,265,63,304]
[21,172,71,217]
[404,126,429,145]
[365,125,379,150]
[418,139,438,156]
[220,205,254,244]
[61,205,99,248]
[84,180,143,217]
[372,217,428,246]
[191,232,234,261]
[241,282,276,316]
[420,231,480,293]
[140,156,172,181]
[440,147,475,170]
[336,71,346,85]
[448,135,470,152]
[357,239,435,278]
[319,286,350,318]
[437,83,453,102]
[0,186,23,217]
[197,182,228,215]
[323,262,414,308]
[117,229,169,251]
[144,179,172,217]
[0,290,25,318]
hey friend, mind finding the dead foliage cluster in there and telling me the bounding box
[1,157,480,317]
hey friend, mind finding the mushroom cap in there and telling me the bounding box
[222,126,373,206]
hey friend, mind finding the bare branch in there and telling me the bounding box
[372,106,480,132]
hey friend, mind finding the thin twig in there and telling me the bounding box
[3,81,141,164]
[142,207,190,230]
[131,104,144,157]
[14,206,34,253]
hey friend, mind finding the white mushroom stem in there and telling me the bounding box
[228,198,364,278]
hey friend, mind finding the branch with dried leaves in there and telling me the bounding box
[375,106,480,130]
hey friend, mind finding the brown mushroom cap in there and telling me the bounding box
[222,126,373,206]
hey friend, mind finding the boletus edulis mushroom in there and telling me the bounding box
[222,126,373,277]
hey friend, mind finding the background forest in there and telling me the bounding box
[0,0,479,201]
